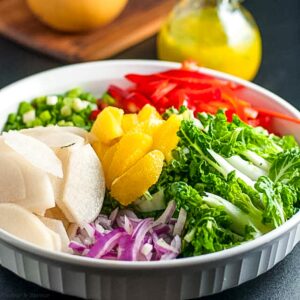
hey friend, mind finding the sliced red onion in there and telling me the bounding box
[82,248,90,256]
[70,200,182,261]
[119,209,139,219]
[87,229,125,259]
[169,218,177,225]
[153,223,171,235]
[173,208,187,236]
[109,207,119,223]
[161,236,182,260]
[115,214,125,228]
[117,235,134,261]
[154,238,179,255]
[95,215,112,229]
[123,216,134,235]
[81,223,95,239]
[160,251,179,260]
[69,241,86,252]
[153,200,176,226]
[141,243,153,257]
[171,235,181,251]
[132,219,154,261]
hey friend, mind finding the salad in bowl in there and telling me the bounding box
[0,61,299,263]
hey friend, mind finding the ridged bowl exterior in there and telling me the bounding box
[0,222,299,300]
[0,60,299,300]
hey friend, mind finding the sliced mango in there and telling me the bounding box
[110,150,164,206]
[91,107,124,144]
[152,114,181,161]
[122,114,139,133]
[106,106,124,124]
[138,104,162,122]
[137,118,165,136]
[106,132,153,188]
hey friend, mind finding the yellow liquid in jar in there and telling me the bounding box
[157,6,262,81]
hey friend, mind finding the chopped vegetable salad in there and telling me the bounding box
[1,62,299,261]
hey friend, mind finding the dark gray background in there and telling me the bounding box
[0,0,299,299]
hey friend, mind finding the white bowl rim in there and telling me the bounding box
[0,59,299,271]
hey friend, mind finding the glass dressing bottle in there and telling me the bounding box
[157,0,262,80]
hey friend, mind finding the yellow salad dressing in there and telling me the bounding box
[157,0,262,81]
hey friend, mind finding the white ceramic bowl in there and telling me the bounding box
[0,60,299,300]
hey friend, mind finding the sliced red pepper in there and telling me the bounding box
[125,74,160,85]
[196,103,219,115]
[254,107,300,124]
[167,89,189,109]
[107,85,128,105]
[244,107,259,119]
[122,92,150,113]
[89,109,101,121]
[135,80,168,97]
[156,96,175,114]
[185,88,222,104]
[159,70,215,81]
[222,93,248,122]
[151,81,177,103]
[247,118,261,127]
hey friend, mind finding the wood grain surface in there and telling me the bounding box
[0,0,176,62]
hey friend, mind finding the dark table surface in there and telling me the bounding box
[0,0,300,299]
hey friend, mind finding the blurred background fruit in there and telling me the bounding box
[26,0,128,32]
[157,0,262,80]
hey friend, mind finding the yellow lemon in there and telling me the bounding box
[26,0,128,32]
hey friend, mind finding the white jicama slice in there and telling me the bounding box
[45,206,70,229]
[62,126,97,144]
[53,146,76,223]
[46,227,62,251]
[0,153,26,203]
[3,131,63,178]
[60,144,105,225]
[15,154,55,215]
[22,126,94,144]
[0,136,12,152]
[21,127,85,149]
[0,203,55,250]
[38,216,71,253]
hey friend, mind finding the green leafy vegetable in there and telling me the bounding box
[151,110,300,257]
[269,148,300,184]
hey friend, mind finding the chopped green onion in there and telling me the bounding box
[61,105,72,117]
[22,110,36,124]
[46,96,58,106]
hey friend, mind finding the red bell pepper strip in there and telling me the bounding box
[125,74,160,85]
[122,92,150,113]
[89,109,101,121]
[99,62,299,134]
[151,81,177,103]
[254,107,300,124]
[107,85,128,106]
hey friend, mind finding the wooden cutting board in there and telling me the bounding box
[0,0,176,62]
